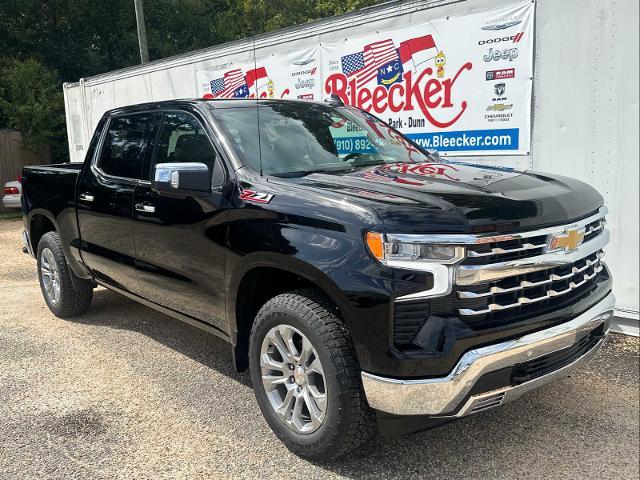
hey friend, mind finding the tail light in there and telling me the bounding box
[17,175,22,183]
[4,186,19,195]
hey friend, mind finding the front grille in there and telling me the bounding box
[458,251,605,316]
[456,251,607,328]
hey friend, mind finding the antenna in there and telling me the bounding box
[251,8,264,177]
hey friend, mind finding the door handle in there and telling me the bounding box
[135,203,156,213]
[78,193,94,202]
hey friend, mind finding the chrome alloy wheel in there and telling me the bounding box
[260,324,327,434]
[40,247,61,305]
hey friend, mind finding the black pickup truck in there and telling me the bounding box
[21,99,614,458]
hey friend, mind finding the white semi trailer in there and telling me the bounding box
[62,0,639,330]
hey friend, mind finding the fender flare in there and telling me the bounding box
[26,209,60,251]
[226,251,351,346]
[26,209,92,280]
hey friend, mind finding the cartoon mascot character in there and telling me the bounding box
[267,79,275,98]
[434,51,446,79]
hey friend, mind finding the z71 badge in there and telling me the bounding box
[239,189,274,204]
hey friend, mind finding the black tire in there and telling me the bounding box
[249,288,377,459]
[37,231,93,318]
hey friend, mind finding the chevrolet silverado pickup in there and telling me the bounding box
[21,99,614,458]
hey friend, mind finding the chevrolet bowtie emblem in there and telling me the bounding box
[549,228,585,252]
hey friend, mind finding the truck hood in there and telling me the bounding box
[290,162,604,234]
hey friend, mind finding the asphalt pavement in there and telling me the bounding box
[0,218,638,479]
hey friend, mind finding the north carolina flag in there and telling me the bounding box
[398,35,438,67]
[341,39,399,88]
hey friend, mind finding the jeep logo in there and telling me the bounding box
[483,47,519,62]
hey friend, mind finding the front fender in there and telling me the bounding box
[229,248,353,303]
[225,216,370,341]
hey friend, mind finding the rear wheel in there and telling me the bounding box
[37,231,93,318]
[249,289,376,459]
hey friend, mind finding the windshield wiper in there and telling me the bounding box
[269,166,354,178]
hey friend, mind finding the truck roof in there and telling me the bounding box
[105,98,341,115]
[201,98,333,108]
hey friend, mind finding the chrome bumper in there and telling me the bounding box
[362,292,615,417]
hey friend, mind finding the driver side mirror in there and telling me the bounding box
[152,162,211,196]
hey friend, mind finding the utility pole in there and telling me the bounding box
[134,0,149,64]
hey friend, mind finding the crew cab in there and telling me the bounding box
[21,99,614,458]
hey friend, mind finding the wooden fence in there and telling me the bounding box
[0,130,50,212]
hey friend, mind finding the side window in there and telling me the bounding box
[155,112,216,172]
[99,113,153,179]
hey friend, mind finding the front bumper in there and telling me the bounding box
[361,292,615,417]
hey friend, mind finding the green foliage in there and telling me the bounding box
[0,0,386,162]
[216,0,385,39]
[0,59,66,160]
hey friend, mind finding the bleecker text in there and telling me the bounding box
[324,63,473,129]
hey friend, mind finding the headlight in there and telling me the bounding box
[365,232,466,300]
[365,232,465,267]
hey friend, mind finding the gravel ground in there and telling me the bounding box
[0,218,638,479]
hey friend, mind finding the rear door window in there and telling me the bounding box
[99,113,153,179]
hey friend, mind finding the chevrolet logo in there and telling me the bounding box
[549,228,585,252]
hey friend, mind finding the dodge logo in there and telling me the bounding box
[548,228,585,252]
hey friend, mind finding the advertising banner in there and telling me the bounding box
[195,1,534,156]
[196,45,322,102]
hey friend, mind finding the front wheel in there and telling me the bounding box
[249,289,376,459]
[37,231,93,318]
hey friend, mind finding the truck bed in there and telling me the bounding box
[21,163,82,219]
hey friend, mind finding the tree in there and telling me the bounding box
[0,59,67,161]
[216,0,385,39]
[0,0,140,80]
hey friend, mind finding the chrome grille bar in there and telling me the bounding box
[467,241,547,258]
[458,265,604,316]
[458,253,604,299]
[585,222,605,235]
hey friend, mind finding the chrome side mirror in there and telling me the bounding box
[152,162,211,196]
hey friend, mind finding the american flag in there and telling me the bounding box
[340,39,399,88]
[209,69,246,98]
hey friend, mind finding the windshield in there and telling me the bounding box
[210,102,433,177]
